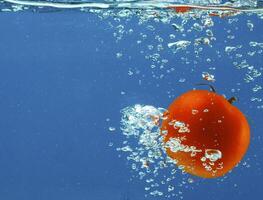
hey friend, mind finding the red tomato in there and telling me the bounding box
[161,89,250,178]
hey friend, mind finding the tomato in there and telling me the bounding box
[161,89,250,178]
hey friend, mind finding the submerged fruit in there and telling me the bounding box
[161,89,250,178]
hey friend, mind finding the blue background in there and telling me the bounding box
[0,11,262,200]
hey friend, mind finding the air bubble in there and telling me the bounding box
[205,149,222,162]
[109,127,116,131]
[192,109,199,115]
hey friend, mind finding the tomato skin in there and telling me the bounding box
[162,90,250,178]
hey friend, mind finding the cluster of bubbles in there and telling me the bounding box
[90,4,262,107]
[202,149,223,172]
[89,5,261,113]
[118,104,195,198]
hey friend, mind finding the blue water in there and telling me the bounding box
[0,7,262,200]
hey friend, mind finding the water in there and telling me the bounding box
[0,0,262,200]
